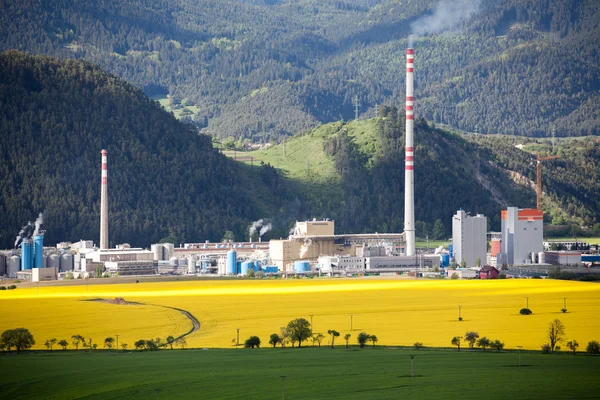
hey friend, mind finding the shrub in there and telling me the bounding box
[255,271,265,279]
[64,271,74,280]
[561,308,567,313]
[450,272,459,280]
[246,269,255,278]
[490,339,504,351]
[520,308,532,315]
[587,340,600,355]
[541,343,552,354]
[0,286,5,290]
[413,342,423,350]
[8,285,16,290]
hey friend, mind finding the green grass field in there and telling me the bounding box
[1,348,598,399]
[150,95,201,120]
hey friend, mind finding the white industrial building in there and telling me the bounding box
[501,207,543,265]
[452,210,487,267]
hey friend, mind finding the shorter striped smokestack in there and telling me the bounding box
[100,149,108,249]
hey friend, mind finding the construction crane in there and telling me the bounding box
[536,151,559,211]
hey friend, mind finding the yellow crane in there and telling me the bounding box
[536,151,559,211]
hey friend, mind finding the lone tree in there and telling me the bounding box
[547,319,566,352]
[1,328,35,354]
[370,335,378,348]
[357,332,370,348]
[490,340,504,352]
[58,339,68,351]
[451,336,462,351]
[269,333,281,348]
[328,330,340,348]
[566,340,579,355]
[313,333,325,348]
[287,318,311,348]
[71,335,85,350]
[104,337,115,350]
[344,333,351,349]
[476,337,490,351]
[465,332,479,349]
[166,335,175,350]
[586,340,600,355]
[244,336,261,349]
[121,343,128,351]
[134,340,146,351]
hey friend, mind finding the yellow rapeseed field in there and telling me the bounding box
[1,278,598,350]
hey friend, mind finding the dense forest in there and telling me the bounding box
[1,0,598,140]
[0,51,297,249]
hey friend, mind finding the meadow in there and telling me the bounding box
[1,347,599,399]
[1,278,599,351]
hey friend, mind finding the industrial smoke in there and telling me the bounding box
[14,213,43,248]
[249,219,272,239]
[410,0,482,40]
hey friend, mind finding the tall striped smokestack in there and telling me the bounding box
[404,48,416,257]
[100,149,108,249]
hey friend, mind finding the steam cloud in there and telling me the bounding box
[299,239,312,259]
[249,219,272,239]
[410,0,482,43]
[14,213,44,248]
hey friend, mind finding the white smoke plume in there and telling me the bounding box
[249,219,272,239]
[259,223,272,237]
[299,239,312,259]
[410,0,482,42]
[14,212,43,248]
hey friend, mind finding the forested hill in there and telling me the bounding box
[0,51,294,249]
[1,0,598,140]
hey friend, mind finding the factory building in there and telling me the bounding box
[501,208,543,265]
[84,248,157,276]
[452,210,487,267]
[544,251,582,266]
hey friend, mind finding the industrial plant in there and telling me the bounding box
[0,48,596,283]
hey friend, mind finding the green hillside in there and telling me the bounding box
[235,113,600,236]
[0,51,294,249]
[1,0,598,139]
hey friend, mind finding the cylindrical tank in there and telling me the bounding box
[294,261,310,273]
[21,240,33,270]
[60,253,73,272]
[531,252,537,263]
[47,254,60,269]
[34,235,44,268]
[448,244,454,258]
[490,239,501,257]
[0,254,6,275]
[226,250,237,275]
[538,252,545,264]
[8,255,21,278]
[264,266,279,273]
[187,256,196,274]
[162,243,174,260]
[441,254,450,267]
[240,261,253,275]
[151,244,164,261]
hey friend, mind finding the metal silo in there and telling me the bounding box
[8,255,20,278]
[60,253,73,272]
[151,244,164,261]
[163,243,174,260]
[0,254,6,275]
[240,261,252,275]
[34,235,44,268]
[21,240,33,270]
[226,250,237,275]
[47,254,60,269]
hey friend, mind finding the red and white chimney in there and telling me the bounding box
[100,149,109,249]
[404,48,415,257]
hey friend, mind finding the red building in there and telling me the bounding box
[479,265,500,279]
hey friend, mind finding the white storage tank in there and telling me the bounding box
[151,244,164,261]
[60,253,73,272]
[538,252,545,264]
[162,243,174,260]
[8,255,20,278]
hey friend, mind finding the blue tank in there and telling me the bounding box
[253,260,261,271]
[226,251,237,275]
[448,244,454,258]
[241,261,253,275]
[264,266,279,273]
[21,240,33,270]
[294,261,310,273]
[441,254,450,267]
[34,235,44,268]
